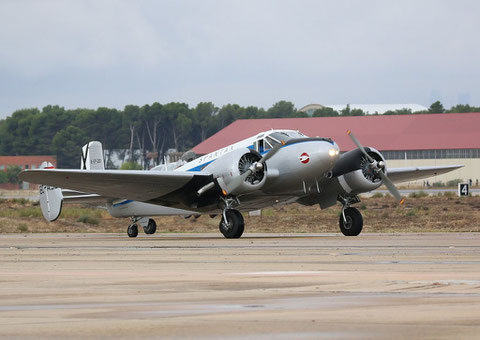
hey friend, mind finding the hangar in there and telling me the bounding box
[299,103,428,115]
[192,112,480,185]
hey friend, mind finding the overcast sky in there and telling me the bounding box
[1,0,479,119]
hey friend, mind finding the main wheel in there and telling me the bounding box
[219,210,245,239]
[339,207,363,236]
[127,224,139,238]
[143,219,157,235]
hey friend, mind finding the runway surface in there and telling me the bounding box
[1,232,480,339]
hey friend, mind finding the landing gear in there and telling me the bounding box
[338,195,363,236]
[127,217,156,237]
[127,223,138,238]
[218,195,245,239]
[219,209,245,239]
[143,218,157,235]
[339,207,363,236]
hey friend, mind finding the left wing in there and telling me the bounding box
[19,169,213,205]
[387,165,463,184]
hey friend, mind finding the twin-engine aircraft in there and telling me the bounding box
[19,129,462,238]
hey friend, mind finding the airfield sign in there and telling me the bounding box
[458,183,469,197]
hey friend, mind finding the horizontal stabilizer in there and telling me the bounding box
[38,162,63,222]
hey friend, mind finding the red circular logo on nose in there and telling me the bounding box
[299,152,310,164]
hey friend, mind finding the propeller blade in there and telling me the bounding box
[378,171,405,204]
[347,130,375,163]
[259,143,283,164]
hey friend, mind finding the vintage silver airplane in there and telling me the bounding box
[19,129,462,238]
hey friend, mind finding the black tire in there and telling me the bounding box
[143,219,157,235]
[339,207,363,236]
[127,224,138,238]
[219,210,245,239]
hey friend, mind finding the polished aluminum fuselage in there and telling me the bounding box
[107,130,340,218]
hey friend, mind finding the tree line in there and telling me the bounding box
[0,100,478,169]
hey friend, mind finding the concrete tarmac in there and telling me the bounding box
[1,232,480,339]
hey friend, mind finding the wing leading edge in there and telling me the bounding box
[19,169,213,204]
[387,165,463,184]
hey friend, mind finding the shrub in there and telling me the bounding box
[18,207,42,218]
[371,192,384,198]
[17,223,29,232]
[12,198,29,205]
[408,191,429,198]
[405,210,416,217]
[446,179,463,187]
[76,214,99,225]
[432,181,445,188]
[120,161,143,170]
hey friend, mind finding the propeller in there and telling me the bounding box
[223,143,284,195]
[238,143,283,181]
[347,130,405,204]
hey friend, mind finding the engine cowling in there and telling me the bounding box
[202,148,267,196]
[332,147,386,195]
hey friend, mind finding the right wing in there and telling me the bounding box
[387,165,463,184]
[19,169,213,207]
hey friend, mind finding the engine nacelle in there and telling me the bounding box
[332,147,386,195]
[202,148,267,196]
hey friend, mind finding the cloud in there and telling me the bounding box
[1,0,480,117]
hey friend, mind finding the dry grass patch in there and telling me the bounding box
[1,195,479,234]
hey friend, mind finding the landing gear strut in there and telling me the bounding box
[218,196,245,238]
[338,195,363,236]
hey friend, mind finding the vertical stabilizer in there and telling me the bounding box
[38,161,63,222]
[80,141,105,170]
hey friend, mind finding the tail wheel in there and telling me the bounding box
[143,219,157,235]
[127,224,138,238]
[339,207,363,236]
[219,210,245,239]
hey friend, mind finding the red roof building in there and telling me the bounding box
[0,155,57,172]
[193,112,480,155]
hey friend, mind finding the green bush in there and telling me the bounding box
[405,210,416,217]
[17,223,29,232]
[443,191,456,197]
[18,207,42,218]
[408,191,429,198]
[120,161,143,170]
[446,179,463,187]
[76,214,99,225]
[371,192,384,198]
[432,181,445,188]
[11,198,29,205]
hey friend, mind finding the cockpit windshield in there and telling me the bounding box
[257,130,306,152]
[268,131,305,142]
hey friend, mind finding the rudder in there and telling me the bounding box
[80,141,105,170]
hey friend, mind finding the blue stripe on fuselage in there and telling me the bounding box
[185,139,334,172]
